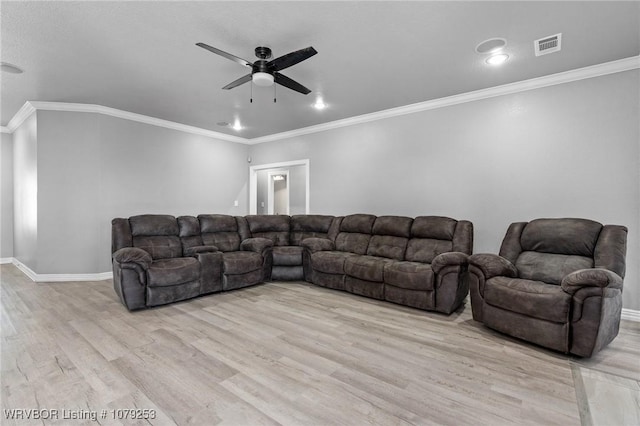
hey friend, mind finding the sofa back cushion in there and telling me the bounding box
[405,216,457,263]
[198,214,241,252]
[367,216,412,260]
[335,214,376,255]
[290,215,335,245]
[130,214,182,260]
[514,218,601,285]
[245,215,291,246]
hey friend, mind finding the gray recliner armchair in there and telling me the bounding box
[468,218,627,357]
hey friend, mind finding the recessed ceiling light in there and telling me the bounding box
[1,62,24,74]
[486,53,509,65]
[231,119,243,131]
[475,38,507,54]
[313,98,327,110]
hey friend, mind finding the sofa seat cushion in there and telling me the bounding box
[384,261,435,291]
[344,255,393,282]
[222,251,263,275]
[273,246,303,266]
[147,257,200,287]
[484,277,571,323]
[311,251,356,274]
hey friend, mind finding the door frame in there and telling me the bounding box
[249,159,310,215]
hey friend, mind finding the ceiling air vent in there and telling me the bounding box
[534,33,562,56]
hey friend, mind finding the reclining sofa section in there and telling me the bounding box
[112,214,473,314]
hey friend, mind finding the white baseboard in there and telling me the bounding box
[621,308,640,322]
[0,257,14,264]
[8,258,112,282]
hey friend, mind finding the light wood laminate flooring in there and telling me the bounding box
[1,264,639,425]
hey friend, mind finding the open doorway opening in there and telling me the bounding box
[249,159,309,215]
[268,170,289,215]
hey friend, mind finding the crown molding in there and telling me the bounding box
[27,101,249,144]
[5,101,37,133]
[249,55,640,144]
[3,56,638,143]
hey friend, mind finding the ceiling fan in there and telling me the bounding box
[196,43,317,95]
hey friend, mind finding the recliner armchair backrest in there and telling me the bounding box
[129,214,182,260]
[367,216,413,260]
[198,214,242,252]
[498,218,626,285]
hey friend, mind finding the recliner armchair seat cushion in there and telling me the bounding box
[484,277,571,323]
[147,258,200,287]
[344,255,392,282]
[384,261,435,291]
[273,246,304,266]
[515,251,593,285]
[222,251,263,275]
[311,251,355,274]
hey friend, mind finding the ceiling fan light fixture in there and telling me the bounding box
[253,72,274,87]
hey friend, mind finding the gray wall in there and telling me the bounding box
[249,70,640,311]
[21,110,249,274]
[1,132,14,259]
[12,113,38,269]
[289,165,306,215]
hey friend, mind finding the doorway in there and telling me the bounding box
[249,159,309,215]
[267,170,289,215]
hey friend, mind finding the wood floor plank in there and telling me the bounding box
[1,264,638,425]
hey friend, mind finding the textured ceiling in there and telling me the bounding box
[1,1,639,139]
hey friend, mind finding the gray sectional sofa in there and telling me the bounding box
[112,213,473,314]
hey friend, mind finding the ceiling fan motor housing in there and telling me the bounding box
[255,46,272,59]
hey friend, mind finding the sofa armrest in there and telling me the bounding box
[300,237,335,253]
[431,251,469,274]
[241,237,273,253]
[112,247,152,269]
[561,268,623,295]
[184,245,219,256]
[469,253,517,280]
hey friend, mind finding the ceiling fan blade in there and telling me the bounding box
[274,73,311,95]
[196,43,253,68]
[222,73,252,90]
[268,47,317,71]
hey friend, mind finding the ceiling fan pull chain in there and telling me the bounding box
[274,83,277,103]
[250,81,253,103]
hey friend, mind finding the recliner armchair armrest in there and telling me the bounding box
[112,247,152,269]
[561,268,623,295]
[184,245,219,256]
[300,237,335,253]
[469,253,518,279]
[241,237,273,253]
[431,252,469,274]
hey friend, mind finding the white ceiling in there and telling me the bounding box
[2,1,639,139]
